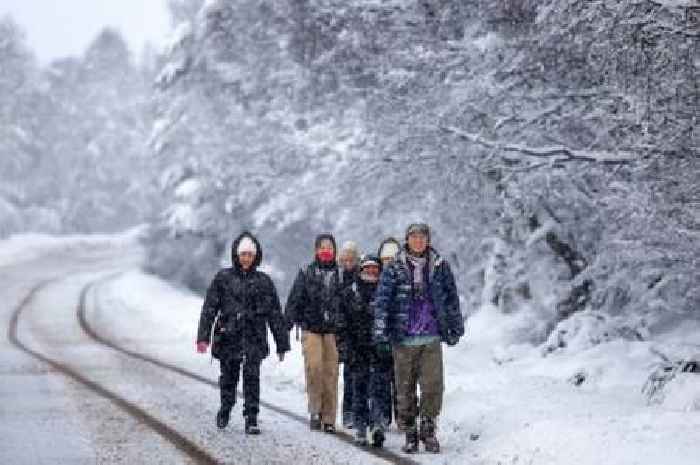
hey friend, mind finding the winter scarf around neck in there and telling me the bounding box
[406,254,427,285]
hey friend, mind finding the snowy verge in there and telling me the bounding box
[98,270,700,465]
[0,226,148,268]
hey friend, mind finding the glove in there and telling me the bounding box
[277,352,285,362]
[196,341,209,353]
[446,332,460,347]
[376,342,392,353]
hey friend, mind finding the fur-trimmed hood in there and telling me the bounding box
[231,231,263,271]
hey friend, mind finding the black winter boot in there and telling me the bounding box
[245,415,261,435]
[401,420,419,454]
[216,406,231,429]
[309,414,322,431]
[323,423,336,434]
[420,416,440,453]
[370,425,385,448]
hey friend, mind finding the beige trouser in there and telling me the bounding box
[302,331,339,425]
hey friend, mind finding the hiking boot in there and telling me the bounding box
[370,426,385,448]
[342,411,353,429]
[216,407,231,429]
[309,414,322,431]
[245,415,261,435]
[420,416,440,453]
[354,428,368,446]
[323,423,336,434]
[402,423,419,454]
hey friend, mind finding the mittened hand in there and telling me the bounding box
[196,341,209,353]
[446,333,460,346]
[278,352,285,362]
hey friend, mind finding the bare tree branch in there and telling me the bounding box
[440,125,636,164]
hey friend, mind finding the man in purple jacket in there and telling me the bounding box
[373,223,465,454]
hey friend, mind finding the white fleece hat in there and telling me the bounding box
[379,241,400,260]
[237,236,257,255]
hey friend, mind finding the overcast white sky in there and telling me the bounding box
[0,0,171,64]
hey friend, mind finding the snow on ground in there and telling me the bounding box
[2,233,699,465]
[90,271,403,463]
[0,235,149,465]
[1,234,391,465]
[101,269,700,465]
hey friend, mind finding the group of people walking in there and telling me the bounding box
[195,223,465,454]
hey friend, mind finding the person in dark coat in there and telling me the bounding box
[340,255,392,447]
[337,240,360,429]
[376,236,402,428]
[378,237,401,268]
[373,223,465,454]
[196,231,290,434]
[285,233,343,433]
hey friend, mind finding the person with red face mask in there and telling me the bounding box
[285,233,344,433]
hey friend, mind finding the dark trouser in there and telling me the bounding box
[393,341,444,424]
[376,350,394,426]
[219,352,261,417]
[389,365,396,426]
[342,362,353,420]
[351,350,393,433]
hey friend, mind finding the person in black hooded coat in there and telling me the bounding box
[196,231,290,434]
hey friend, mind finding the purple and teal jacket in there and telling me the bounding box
[372,247,465,346]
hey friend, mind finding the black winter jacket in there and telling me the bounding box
[339,279,380,367]
[336,267,358,362]
[340,268,358,290]
[196,232,290,360]
[285,261,345,334]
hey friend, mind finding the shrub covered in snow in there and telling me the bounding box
[643,358,700,410]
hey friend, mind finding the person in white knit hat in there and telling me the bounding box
[196,231,290,435]
[373,236,402,430]
[378,237,401,268]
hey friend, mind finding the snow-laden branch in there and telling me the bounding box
[440,125,636,164]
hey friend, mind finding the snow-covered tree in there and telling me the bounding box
[37,28,154,233]
[0,16,62,236]
[95,0,700,352]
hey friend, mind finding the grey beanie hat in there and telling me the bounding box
[405,222,431,242]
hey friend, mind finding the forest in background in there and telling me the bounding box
[1,0,698,353]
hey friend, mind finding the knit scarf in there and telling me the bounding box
[406,254,427,297]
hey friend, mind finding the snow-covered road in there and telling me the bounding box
[2,233,699,465]
[1,236,406,465]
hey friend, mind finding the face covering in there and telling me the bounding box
[317,250,335,263]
